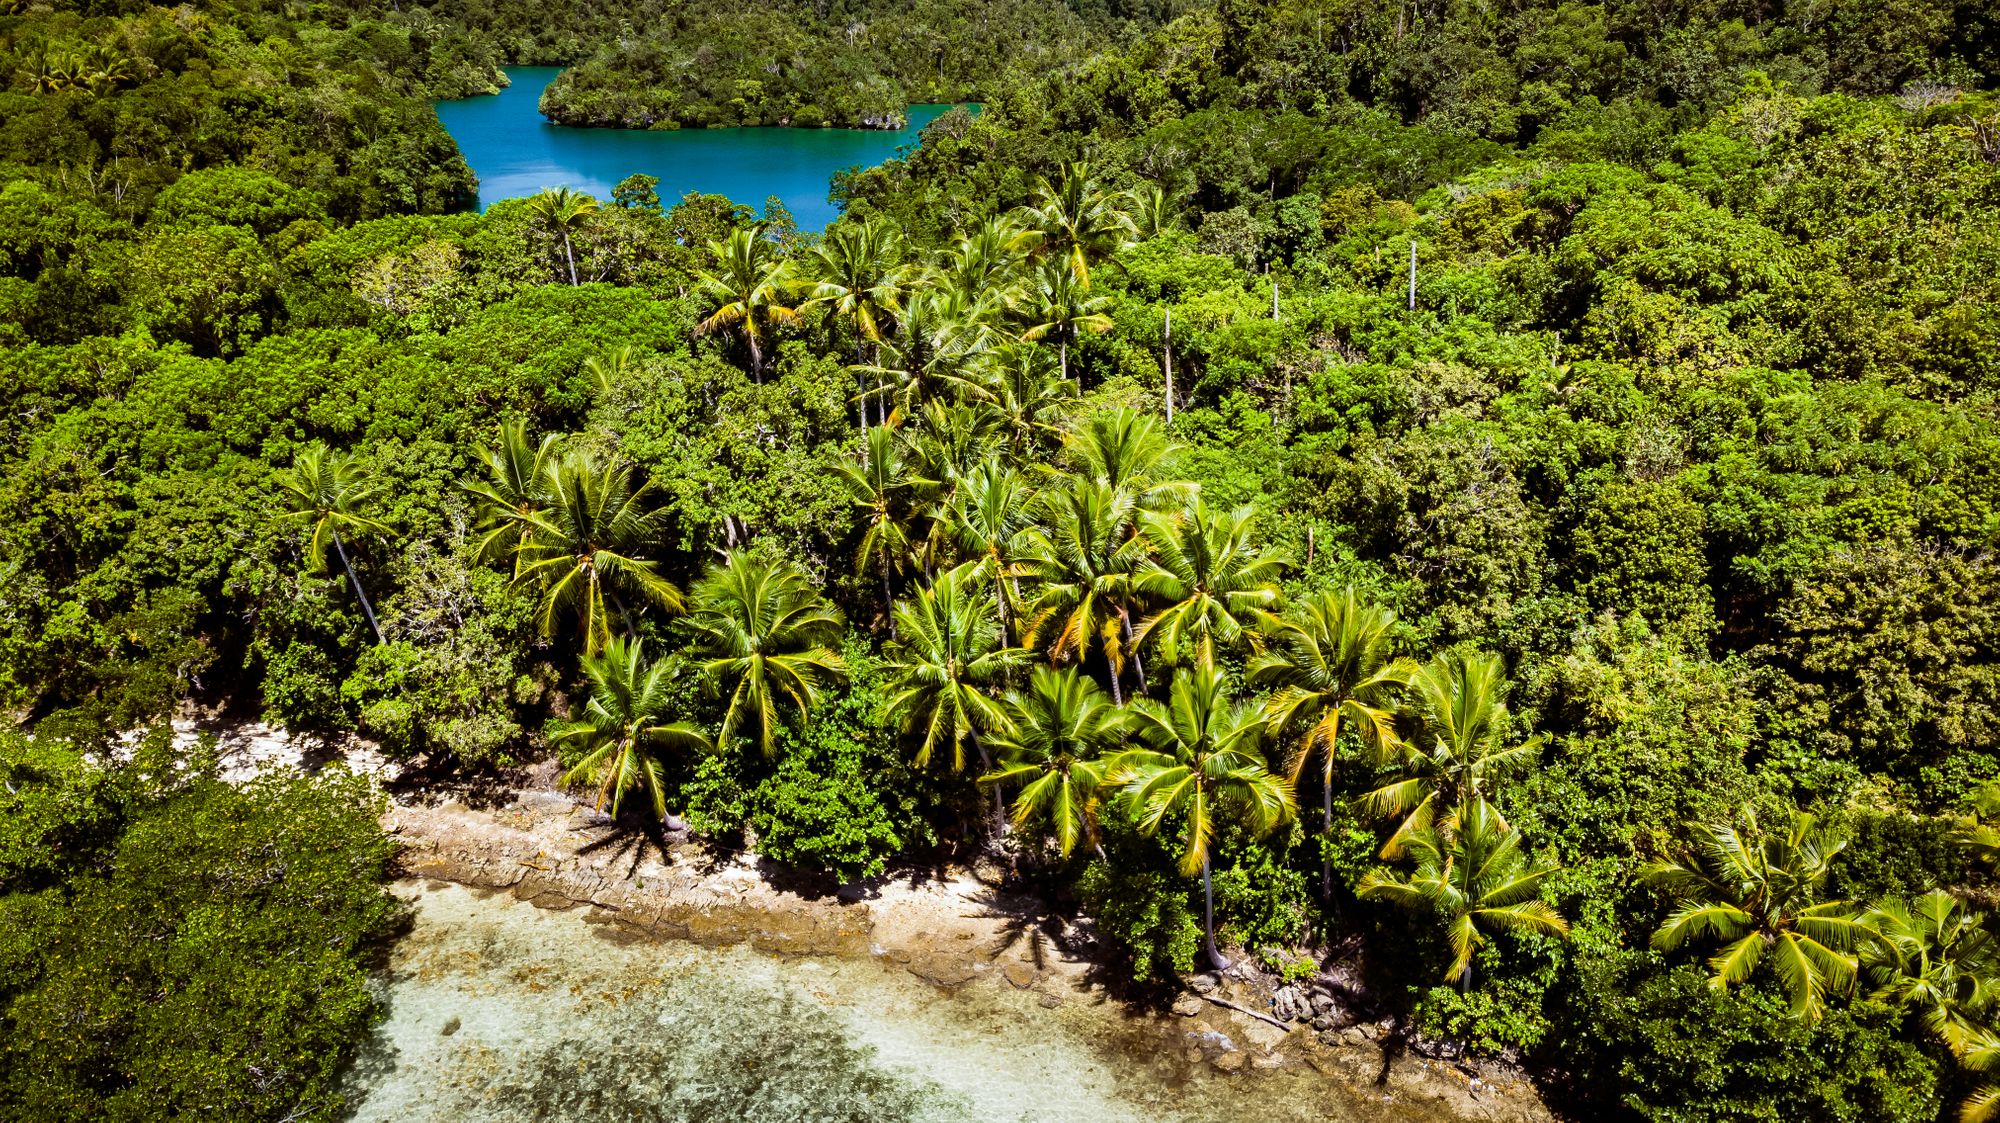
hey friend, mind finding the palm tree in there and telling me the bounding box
[1022,259,1113,387]
[1113,663,1295,970]
[939,213,1034,303]
[983,666,1127,858]
[861,286,998,420]
[804,218,908,425]
[1128,184,1183,240]
[695,226,798,383]
[583,343,643,391]
[513,451,681,655]
[460,420,562,570]
[553,638,714,817]
[951,458,1038,644]
[1063,406,1192,512]
[1021,161,1134,286]
[838,425,932,634]
[688,549,846,757]
[1356,651,1540,857]
[1250,587,1415,894]
[1017,475,1149,703]
[1641,805,1869,1021]
[275,442,391,644]
[882,562,1029,772]
[1956,780,2000,869]
[1956,1031,2000,1123]
[973,343,1072,458]
[904,401,1001,575]
[1357,797,1568,988]
[527,186,599,286]
[1132,501,1288,668]
[1861,889,2000,1053]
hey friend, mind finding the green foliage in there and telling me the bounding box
[1577,963,1945,1123]
[1075,858,1202,982]
[0,730,398,1122]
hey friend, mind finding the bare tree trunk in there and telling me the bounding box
[855,338,868,430]
[330,525,384,644]
[749,332,764,384]
[1322,779,1335,898]
[563,231,579,286]
[1408,239,1418,311]
[881,553,896,639]
[1203,855,1231,972]
[1163,307,1173,423]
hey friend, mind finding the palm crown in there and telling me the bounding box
[688,549,847,757]
[1358,796,1569,988]
[1642,806,1867,1021]
[882,562,1029,771]
[982,665,1127,858]
[552,637,713,817]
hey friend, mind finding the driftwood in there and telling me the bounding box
[1200,993,1293,1032]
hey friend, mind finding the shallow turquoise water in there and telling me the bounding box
[434,67,966,228]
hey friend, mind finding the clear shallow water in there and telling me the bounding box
[340,882,1408,1123]
[434,67,967,228]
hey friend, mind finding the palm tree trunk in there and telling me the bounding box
[1121,605,1148,698]
[1061,339,1071,391]
[1322,779,1335,899]
[1202,855,1231,972]
[855,338,868,430]
[749,330,764,384]
[993,578,1010,647]
[1105,644,1124,706]
[881,553,896,640]
[330,525,384,644]
[972,731,1005,840]
[562,231,579,286]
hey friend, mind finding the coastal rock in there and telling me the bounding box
[1171,995,1205,1017]
[907,952,980,989]
[1003,962,1037,989]
[1188,972,1220,994]
[1273,985,1311,1023]
[1213,1050,1247,1073]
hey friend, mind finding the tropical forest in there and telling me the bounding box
[3,0,2000,1120]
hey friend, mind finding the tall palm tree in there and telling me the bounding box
[1132,501,1288,668]
[1357,651,1540,857]
[983,666,1127,858]
[460,419,563,570]
[275,442,391,644]
[527,186,599,286]
[1063,407,1192,512]
[951,458,1038,644]
[804,218,909,425]
[688,549,846,757]
[861,286,998,420]
[1358,797,1569,988]
[695,226,798,383]
[1641,805,1869,1022]
[1250,587,1415,893]
[838,425,932,633]
[940,213,1034,303]
[1022,259,1113,387]
[973,343,1072,458]
[1017,475,1149,703]
[553,638,714,817]
[1113,664,1295,970]
[882,562,1029,772]
[513,451,681,655]
[903,401,1001,575]
[1861,889,2000,1053]
[1021,161,1134,285]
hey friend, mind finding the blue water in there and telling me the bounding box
[435,67,968,228]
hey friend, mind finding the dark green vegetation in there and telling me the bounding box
[535,0,1138,129]
[6,0,2000,1121]
[0,729,397,1120]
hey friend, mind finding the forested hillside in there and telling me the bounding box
[4,0,2000,1120]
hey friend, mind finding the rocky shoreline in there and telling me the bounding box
[186,718,1550,1121]
[386,788,1551,1122]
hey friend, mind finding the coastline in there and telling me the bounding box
[193,720,1552,1122]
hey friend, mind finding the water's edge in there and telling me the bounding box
[348,790,1550,1123]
